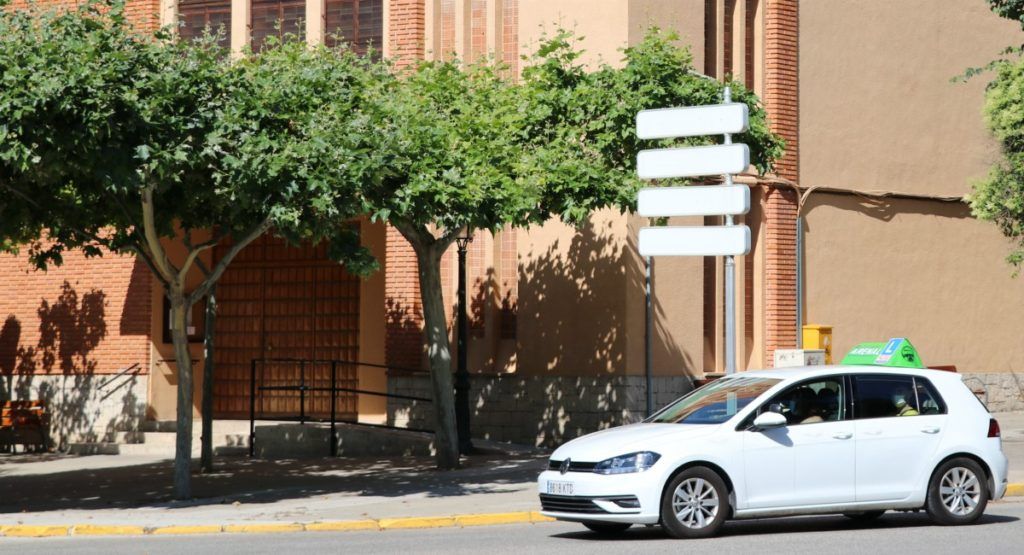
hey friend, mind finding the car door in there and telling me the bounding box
[852,374,948,502]
[741,376,856,509]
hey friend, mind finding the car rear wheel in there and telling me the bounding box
[581,521,632,535]
[660,467,729,539]
[925,457,989,526]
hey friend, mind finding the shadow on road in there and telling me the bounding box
[551,511,1020,541]
[0,453,547,513]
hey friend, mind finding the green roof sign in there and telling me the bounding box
[840,338,924,368]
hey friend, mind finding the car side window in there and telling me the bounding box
[914,377,946,415]
[753,377,846,426]
[852,375,922,419]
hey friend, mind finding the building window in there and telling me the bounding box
[325,0,384,56]
[251,0,306,51]
[178,0,232,49]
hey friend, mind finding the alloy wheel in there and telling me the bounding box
[671,477,720,528]
[939,466,981,516]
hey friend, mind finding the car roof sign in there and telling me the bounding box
[840,337,924,369]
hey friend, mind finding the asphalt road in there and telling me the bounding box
[3,500,1022,554]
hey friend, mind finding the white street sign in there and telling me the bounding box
[638,185,749,217]
[636,103,749,139]
[637,144,750,180]
[638,226,751,257]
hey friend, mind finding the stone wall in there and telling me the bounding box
[388,371,1024,448]
[2,373,148,448]
[387,373,695,448]
[961,373,1024,413]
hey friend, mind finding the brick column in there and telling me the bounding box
[763,0,799,366]
[384,1,427,370]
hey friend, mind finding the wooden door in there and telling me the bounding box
[212,235,359,420]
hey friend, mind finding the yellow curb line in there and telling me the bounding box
[0,511,558,539]
[72,525,146,536]
[0,525,69,538]
[1006,483,1024,497]
[150,525,225,536]
[223,523,305,534]
[304,520,380,532]
[379,516,457,530]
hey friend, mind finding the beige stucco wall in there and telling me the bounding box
[628,0,705,71]
[358,219,388,423]
[518,0,630,67]
[803,194,1024,373]
[800,0,1023,196]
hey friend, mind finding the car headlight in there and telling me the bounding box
[593,452,661,475]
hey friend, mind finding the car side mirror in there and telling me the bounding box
[751,411,787,431]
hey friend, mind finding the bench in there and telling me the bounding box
[0,400,50,453]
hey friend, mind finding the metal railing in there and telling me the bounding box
[249,358,432,457]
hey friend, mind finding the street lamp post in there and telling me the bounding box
[455,229,474,454]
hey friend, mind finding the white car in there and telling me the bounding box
[538,365,1008,538]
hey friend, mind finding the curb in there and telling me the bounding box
[0,511,556,539]
[3,485,1023,539]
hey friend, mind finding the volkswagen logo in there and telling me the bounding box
[560,458,571,475]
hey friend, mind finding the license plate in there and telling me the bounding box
[547,480,574,495]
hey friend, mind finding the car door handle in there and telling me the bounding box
[921,427,941,434]
[862,430,882,436]
[832,432,853,440]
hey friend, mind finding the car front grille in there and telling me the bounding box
[548,460,598,472]
[539,494,641,514]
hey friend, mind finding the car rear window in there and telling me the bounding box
[852,374,946,419]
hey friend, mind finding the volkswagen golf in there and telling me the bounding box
[537,341,1008,539]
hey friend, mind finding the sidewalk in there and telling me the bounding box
[1,413,1021,537]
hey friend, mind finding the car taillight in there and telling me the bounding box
[988,418,1001,438]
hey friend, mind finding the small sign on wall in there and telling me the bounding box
[161,296,206,344]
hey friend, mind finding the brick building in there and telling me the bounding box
[3,0,1023,449]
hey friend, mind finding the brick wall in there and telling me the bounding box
[388,0,425,67]
[762,0,799,366]
[0,249,152,383]
[7,0,161,33]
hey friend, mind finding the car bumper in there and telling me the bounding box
[537,469,662,525]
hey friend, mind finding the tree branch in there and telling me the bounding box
[188,219,271,304]
[179,227,228,284]
[140,185,179,284]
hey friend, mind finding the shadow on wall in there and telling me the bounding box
[0,281,146,448]
[389,219,697,447]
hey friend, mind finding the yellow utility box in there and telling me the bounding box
[803,325,833,364]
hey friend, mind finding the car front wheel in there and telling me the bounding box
[925,457,989,526]
[660,467,729,539]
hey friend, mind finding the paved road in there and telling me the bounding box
[4,500,1022,554]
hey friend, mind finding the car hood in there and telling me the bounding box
[550,422,720,462]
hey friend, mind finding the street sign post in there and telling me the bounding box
[636,103,749,139]
[635,87,747,375]
[638,226,751,257]
[637,185,749,217]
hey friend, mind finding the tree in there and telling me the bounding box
[358,29,782,468]
[0,2,377,497]
[969,1,1024,271]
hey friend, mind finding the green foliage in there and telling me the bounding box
[519,28,783,226]
[971,57,1024,270]
[0,1,376,278]
[360,28,783,237]
[990,0,1024,28]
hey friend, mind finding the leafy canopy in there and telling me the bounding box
[0,1,378,281]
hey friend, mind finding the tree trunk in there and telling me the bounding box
[415,246,460,469]
[200,286,217,473]
[169,290,195,499]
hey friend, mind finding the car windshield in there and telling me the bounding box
[646,376,782,424]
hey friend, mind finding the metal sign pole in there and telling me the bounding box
[723,86,736,376]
